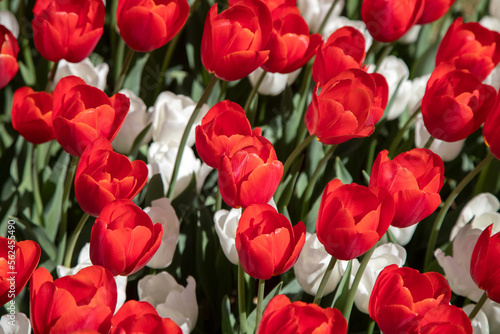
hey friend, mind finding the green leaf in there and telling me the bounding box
[18,61,36,86]
[332,260,352,310]
[123,53,150,96]
[12,216,58,261]
[334,156,353,184]
[221,295,236,334]
[143,174,165,207]
[128,122,152,158]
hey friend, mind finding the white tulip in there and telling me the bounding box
[491,0,500,19]
[483,300,500,333]
[483,66,500,91]
[138,272,198,333]
[380,224,418,246]
[297,0,345,33]
[144,198,180,269]
[398,24,421,44]
[463,304,489,334]
[247,67,301,96]
[213,208,241,265]
[322,16,373,51]
[0,313,30,334]
[52,58,109,91]
[0,11,19,38]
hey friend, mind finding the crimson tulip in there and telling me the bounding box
[90,199,163,276]
[417,0,456,25]
[421,63,496,142]
[369,265,452,334]
[369,149,445,228]
[0,25,19,89]
[11,87,55,144]
[201,0,273,81]
[312,26,366,87]
[30,265,117,334]
[258,295,347,334]
[117,0,189,52]
[195,100,261,169]
[235,204,305,279]
[361,0,424,43]
[218,135,283,208]
[436,18,500,81]
[52,76,130,156]
[74,137,148,217]
[484,96,500,159]
[305,68,388,145]
[414,304,472,334]
[32,0,105,63]
[0,237,40,306]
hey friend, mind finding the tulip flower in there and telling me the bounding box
[436,18,500,81]
[369,265,452,334]
[483,95,500,159]
[421,63,496,142]
[11,87,55,144]
[414,304,473,334]
[361,0,424,43]
[52,76,130,156]
[218,135,283,208]
[297,0,345,33]
[305,68,388,145]
[248,67,301,96]
[0,313,30,334]
[0,237,40,306]
[110,300,182,334]
[369,148,445,228]
[213,207,241,265]
[32,0,105,63]
[201,0,273,81]
[90,199,163,276]
[75,137,148,217]
[52,58,109,91]
[257,294,347,334]
[30,265,117,334]
[0,24,18,89]
[0,11,19,39]
[417,0,456,25]
[464,304,489,334]
[235,204,305,280]
[117,0,189,52]
[195,100,261,169]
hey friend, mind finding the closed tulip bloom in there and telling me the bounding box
[361,0,424,43]
[75,137,148,217]
[258,294,347,334]
[369,265,452,334]
[195,100,261,169]
[30,265,117,334]
[0,238,40,306]
[305,68,388,145]
[32,0,105,63]
[312,26,366,86]
[11,87,55,144]
[0,25,19,89]
[235,204,305,279]
[316,179,394,260]
[421,63,496,142]
[201,0,272,81]
[369,149,444,228]
[90,199,163,276]
[52,76,130,156]
[417,0,456,25]
[483,96,500,159]
[436,18,500,81]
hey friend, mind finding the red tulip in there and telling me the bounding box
[201,0,273,81]
[90,199,163,276]
[0,237,40,306]
[195,100,261,169]
[0,25,19,89]
[369,265,452,334]
[257,295,347,334]
[235,204,305,279]
[436,18,500,81]
[361,0,424,43]
[414,304,472,334]
[305,68,388,145]
[417,0,456,25]
[316,179,394,260]
[117,0,189,52]
[421,63,496,142]
[32,0,105,62]
[74,137,148,217]
[483,96,500,159]
[369,149,445,228]
[52,76,130,156]
[11,87,55,144]
[218,135,283,208]
[30,265,117,334]
[312,26,366,87]
[470,224,500,303]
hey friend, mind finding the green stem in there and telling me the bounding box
[374,42,395,72]
[114,39,126,82]
[31,144,44,226]
[45,61,59,92]
[424,152,495,269]
[154,33,181,97]
[245,70,267,125]
[216,186,222,212]
[317,0,339,34]
[166,75,219,199]
[238,263,248,334]
[366,320,376,334]
[424,136,435,150]
[365,40,380,62]
[343,244,377,322]
[313,256,338,305]
[387,104,421,158]
[255,279,266,330]
[469,292,488,320]
[113,47,135,94]
[18,0,36,86]
[295,62,314,147]
[63,213,90,267]
[283,134,315,178]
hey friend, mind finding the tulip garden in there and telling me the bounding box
[3,0,500,332]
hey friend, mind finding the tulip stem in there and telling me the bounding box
[245,70,267,125]
[318,0,339,34]
[283,134,315,178]
[31,144,45,226]
[343,244,377,322]
[255,279,266,329]
[63,212,90,267]
[238,263,248,334]
[387,104,421,158]
[114,47,135,94]
[424,152,495,270]
[424,136,435,150]
[294,62,314,147]
[313,256,337,305]
[45,61,59,92]
[366,320,376,334]
[468,292,488,320]
[167,74,219,199]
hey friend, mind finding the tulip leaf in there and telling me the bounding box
[11,215,58,261]
[123,53,150,96]
[143,173,165,207]
[127,122,152,158]
[276,155,304,212]
[332,260,352,310]
[18,61,36,86]
[334,156,353,184]
[221,295,236,334]
[246,281,283,333]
